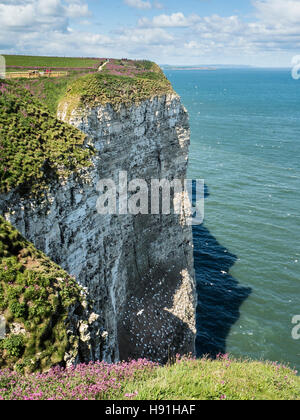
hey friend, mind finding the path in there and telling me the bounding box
[98,59,110,72]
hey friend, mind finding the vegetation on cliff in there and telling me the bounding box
[59,60,174,116]
[0,55,177,375]
[16,76,90,115]
[3,55,105,114]
[0,57,173,196]
[4,57,173,115]
[0,216,83,373]
[0,80,94,195]
[0,355,299,400]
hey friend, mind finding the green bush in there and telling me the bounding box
[0,335,25,358]
[9,301,28,319]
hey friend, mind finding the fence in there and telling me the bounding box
[6,71,69,79]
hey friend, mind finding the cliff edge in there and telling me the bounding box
[0,60,196,367]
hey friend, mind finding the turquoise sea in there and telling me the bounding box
[164,68,300,371]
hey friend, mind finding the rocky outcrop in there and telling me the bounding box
[0,93,196,364]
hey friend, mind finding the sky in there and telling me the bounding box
[1,0,300,67]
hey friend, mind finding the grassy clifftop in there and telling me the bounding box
[58,59,174,117]
[5,58,173,114]
[0,58,173,195]
[0,216,83,373]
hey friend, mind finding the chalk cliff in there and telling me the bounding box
[0,69,196,366]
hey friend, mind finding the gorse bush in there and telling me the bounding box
[0,216,83,372]
[0,80,94,195]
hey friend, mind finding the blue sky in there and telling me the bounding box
[1,0,300,66]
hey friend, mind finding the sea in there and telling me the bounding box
[164,68,300,371]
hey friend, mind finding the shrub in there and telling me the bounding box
[0,335,25,358]
[9,301,28,320]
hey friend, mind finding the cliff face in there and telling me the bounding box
[0,92,196,364]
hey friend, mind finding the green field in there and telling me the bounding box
[4,55,102,69]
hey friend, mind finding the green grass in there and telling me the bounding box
[0,80,94,195]
[4,55,101,69]
[0,216,84,373]
[16,73,93,114]
[0,356,298,399]
[3,57,173,116]
[120,357,300,400]
[3,55,102,114]
[58,68,174,119]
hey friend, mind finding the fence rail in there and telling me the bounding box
[6,71,69,79]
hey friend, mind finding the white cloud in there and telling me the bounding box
[0,1,67,32]
[65,1,90,18]
[118,27,174,45]
[0,0,90,34]
[194,15,245,35]
[0,0,173,58]
[139,12,200,28]
[254,0,300,24]
[123,0,164,10]
[124,0,152,10]
[153,1,163,9]
[1,0,300,66]
[0,0,90,31]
